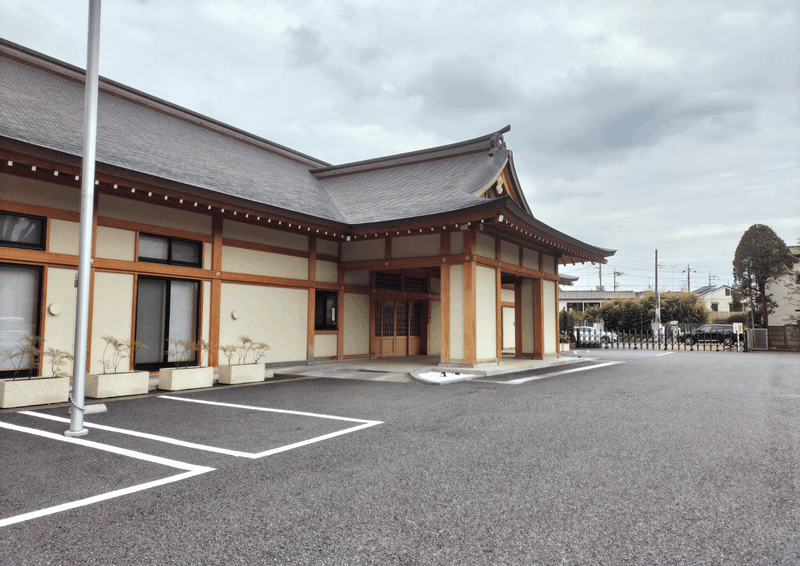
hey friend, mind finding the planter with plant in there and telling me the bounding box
[218,336,271,385]
[86,336,150,398]
[158,339,213,391]
[0,336,71,408]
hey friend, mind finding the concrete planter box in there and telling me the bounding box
[0,376,70,408]
[158,366,214,391]
[560,343,570,352]
[218,363,272,385]
[86,371,150,398]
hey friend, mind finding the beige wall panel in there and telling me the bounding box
[91,271,135,373]
[316,260,339,284]
[42,268,78,376]
[543,280,557,355]
[343,293,369,356]
[49,219,79,256]
[448,264,464,360]
[429,300,441,354]
[221,245,308,280]
[521,279,535,353]
[202,281,211,356]
[317,239,338,257]
[501,288,515,303]
[341,239,385,262]
[450,232,464,255]
[502,307,515,350]
[476,265,497,360]
[476,234,495,259]
[1,174,80,212]
[344,271,370,286]
[430,277,441,294]
[203,242,213,270]
[99,194,212,235]
[542,254,556,275]
[522,248,539,270]
[392,234,439,258]
[224,219,309,251]
[95,226,135,261]
[501,241,520,265]
[220,283,307,363]
[315,334,338,358]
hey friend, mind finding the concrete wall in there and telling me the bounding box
[429,299,441,354]
[221,245,308,280]
[224,219,308,251]
[95,226,135,261]
[90,272,134,374]
[42,268,78,376]
[476,234,495,259]
[543,279,557,355]
[448,264,465,361]
[316,260,338,284]
[341,239,384,262]
[343,293,369,356]
[49,219,80,256]
[392,234,439,258]
[501,241,519,265]
[315,334,337,358]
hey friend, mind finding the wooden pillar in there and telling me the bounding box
[496,266,502,361]
[208,214,223,367]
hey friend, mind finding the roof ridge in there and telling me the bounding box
[311,125,511,178]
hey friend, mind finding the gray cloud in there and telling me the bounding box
[285,25,326,67]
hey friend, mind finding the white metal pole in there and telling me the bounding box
[66,0,102,437]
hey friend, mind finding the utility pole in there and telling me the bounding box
[598,263,603,290]
[655,249,661,324]
[682,264,696,292]
[613,271,624,291]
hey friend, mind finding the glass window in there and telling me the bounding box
[138,233,201,268]
[315,290,337,330]
[0,263,42,375]
[0,212,45,250]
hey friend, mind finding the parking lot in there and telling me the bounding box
[1,350,799,565]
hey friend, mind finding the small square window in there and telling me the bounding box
[138,233,201,268]
[0,212,45,250]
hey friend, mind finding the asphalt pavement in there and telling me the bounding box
[1,349,798,565]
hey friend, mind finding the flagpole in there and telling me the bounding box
[66,0,102,437]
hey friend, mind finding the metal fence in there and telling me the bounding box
[573,328,746,352]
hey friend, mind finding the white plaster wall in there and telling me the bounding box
[220,283,307,363]
[543,280,557,355]
[448,264,464,360]
[476,234,495,259]
[450,232,463,254]
[476,265,497,360]
[90,271,134,373]
[0,174,80,212]
[341,239,385,262]
[344,271,370,286]
[344,293,369,356]
[315,334,337,358]
[224,220,309,251]
[42,268,78,376]
[501,241,520,265]
[316,260,339,284]
[429,300,441,354]
[202,281,211,364]
[542,254,556,275]
[317,239,338,257]
[521,279,535,353]
[522,248,539,270]
[95,226,135,261]
[203,242,213,270]
[502,306,515,349]
[392,234,439,258]
[221,245,308,280]
[99,194,212,235]
[49,219,79,256]
[501,288,515,303]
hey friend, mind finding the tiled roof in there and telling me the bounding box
[559,290,640,300]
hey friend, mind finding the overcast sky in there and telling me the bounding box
[2,0,798,292]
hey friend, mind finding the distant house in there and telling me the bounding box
[559,289,640,312]
[766,245,800,350]
[692,285,738,321]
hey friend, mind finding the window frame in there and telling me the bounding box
[314,290,338,331]
[138,233,202,268]
[0,211,46,251]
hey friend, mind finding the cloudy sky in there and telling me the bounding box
[2,0,798,292]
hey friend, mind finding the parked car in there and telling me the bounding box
[683,324,743,346]
[574,326,618,344]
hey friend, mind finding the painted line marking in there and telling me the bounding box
[23,397,383,460]
[0,420,213,528]
[473,361,623,385]
[654,351,675,357]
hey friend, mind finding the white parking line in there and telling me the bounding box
[22,397,383,460]
[496,361,623,385]
[0,420,214,528]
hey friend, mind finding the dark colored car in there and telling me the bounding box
[683,324,743,346]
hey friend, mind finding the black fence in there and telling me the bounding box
[572,328,746,352]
